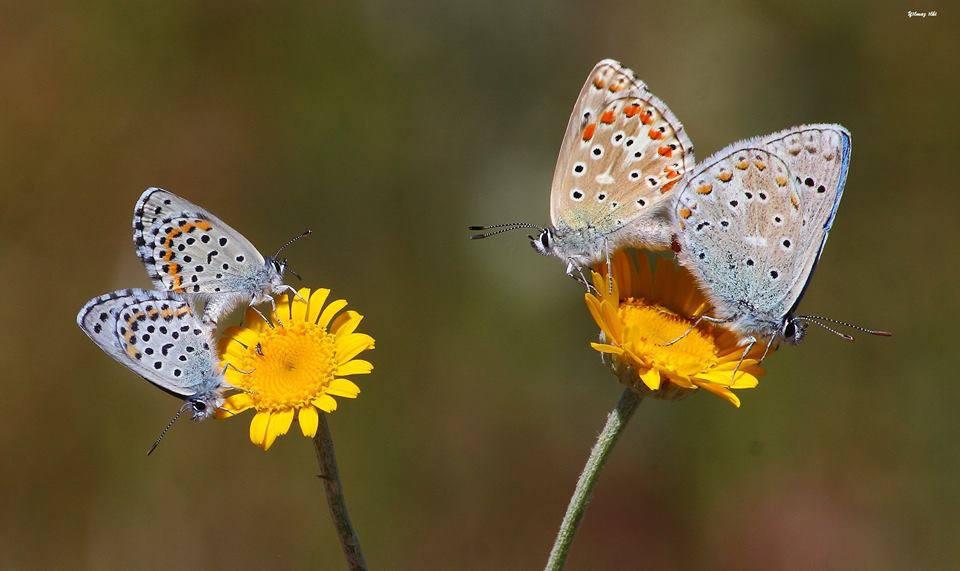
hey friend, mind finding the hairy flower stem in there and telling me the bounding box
[313,414,367,571]
[545,388,642,570]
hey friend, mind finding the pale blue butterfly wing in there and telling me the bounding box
[760,125,851,314]
[674,124,851,337]
[132,188,282,320]
[76,288,224,418]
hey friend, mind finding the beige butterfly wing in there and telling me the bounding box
[549,59,695,248]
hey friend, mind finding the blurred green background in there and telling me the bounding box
[1,1,955,569]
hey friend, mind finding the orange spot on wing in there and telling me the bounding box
[790,192,800,209]
[640,111,653,125]
[718,171,733,182]
[648,128,662,140]
[608,83,622,92]
[600,110,615,124]
[661,180,678,193]
[665,168,681,180]
[754,160,766,171]
[593,77,604,89]
[697,183,713,195]
[679,207,692,219]
[735,160,749,170]
[582,123,597,141]
[624,104,640,118]
[658,145,673,157]
[775,175,788,187]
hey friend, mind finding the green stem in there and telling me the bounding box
[313,413,368,571]
[545,388,642,570]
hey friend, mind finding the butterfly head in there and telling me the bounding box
[188,390,223,421]
[266,257,286,279]
[530,228,554,256]
[265,229,311,284]
[780,318,807,345]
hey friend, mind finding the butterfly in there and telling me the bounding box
[470,59,695,285]
[132,187,309,323]
[672,124,890,360]
[76,289,237,453]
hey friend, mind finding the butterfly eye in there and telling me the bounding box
[784,321,796,338]
[192,401,207,413]
[540,232,550,249]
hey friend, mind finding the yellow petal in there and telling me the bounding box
[584,293,605,331]
[331,310,363,337]
[217,393,253,419]
[228,328,260,349]
[695,369,760,389]
[600,301,623,343]
[715,356,760,369]
[223,366,249,385]
[242,306,268,329]
[263,408,294,451]
[590,342,624,355]
[249,411,271,448]
[608,271,620,304]
[590,271,605,294]
[639,367,661,390]
[667,375,696,389]
[693,381,741,407]
[313,394,338,412]
[327,378,361,398]
[220,340,249,360]
[613,251,632,296]
[318,299,348,329]
[730,373,759,389]
[298,405,319,437]
[335,333,375,363]
[336,359,374,376]
[307,289,331,324]
[291,287,311,322]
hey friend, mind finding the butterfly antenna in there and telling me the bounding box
[285,263,302,281]
[468,222,542,240]
[797,315,892,337]
[147,405,186,456]
[794,317,855,341]
[274,229,312,259]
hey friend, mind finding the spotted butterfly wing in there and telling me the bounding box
[674,124,851,335]
[76,289,224,416]
[133,188,269,296]
[760,124,851,280]
[549,59,694,247]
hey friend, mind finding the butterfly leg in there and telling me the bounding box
[566,260,597,293]
[248,304,272,327]
[660,315,728,347]
[757,332,778,364]
[278,284,307,303]
[603,239,614,294]
[730,336,757,381]
[222,362,255,375]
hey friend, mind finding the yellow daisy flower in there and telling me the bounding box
[585,250,764,407]
[216,287,375,450]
